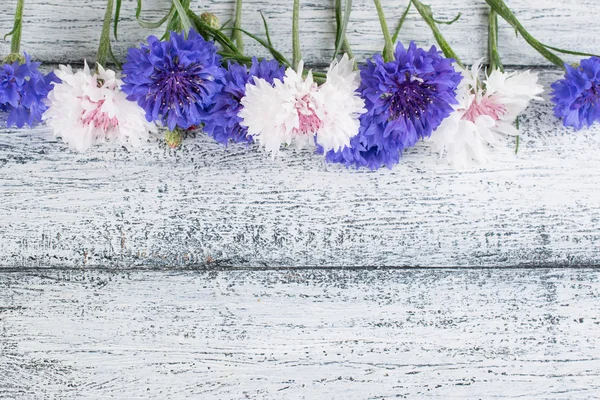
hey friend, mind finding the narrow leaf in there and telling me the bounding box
[259,12,273,48]
[228,26,291,67]
[171,0,192,35]
[432,12,461,25]
[187,10,240,54]
[541,44,600,59]
[113,0,122,39]
[136,0,173,29]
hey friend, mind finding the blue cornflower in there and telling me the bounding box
[0,53,57,128]
[324,41,462,170]
[202,58,285,145]
[121,29,224,131]
[551,57,600,130]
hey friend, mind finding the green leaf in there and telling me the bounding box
[3,20,20,42]
[220,18,232,30]
[411,0,463,67]
[171,0,192,35]
[333,0,352,59]
[136,0,173,29]
[187,10,240,54]
[484,0,564,68]
[108,41,122,69]
[541,44,600,59]
[432,12,460,25]
[113,0,122,39]
[229,26,291,67]
[259,12,273,48]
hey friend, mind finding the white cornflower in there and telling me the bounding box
[238,54,365,157]
[430,59,543,168]
[43,62,156,152]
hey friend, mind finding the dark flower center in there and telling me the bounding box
[154,63,207,108]
[384,75,436,121]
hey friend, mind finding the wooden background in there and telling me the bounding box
[1,0,599,398]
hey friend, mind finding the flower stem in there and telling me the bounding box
[515,116,520,154]
[485,0,565,69]
[292,0,301,69]
[96,0,114,67]
[411,0,463,68]
[373,0,393,62]
[9,0,25,55]
[488,9,503,72]
[233,0,244,53]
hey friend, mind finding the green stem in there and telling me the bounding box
[384,1,410,60]
[292,0,301,69]
[411,0,463,68]
[342,37,354,60]
[373,0,393,62]
[10,0,25,55]
[485,0,565,69]
[488,8,503,72]
[515,116,520,154]
[96,0,114,67]
[233,0,244,53]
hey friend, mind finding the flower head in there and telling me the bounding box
[238,54,364,157]
[324,41,462,170]
[0,53,57,128]
[315,54,366,152]
[551,57,600,130]
[430,60,543,168]
[43,62,156,152]
[202,58,285,145]
[122,29,224,131]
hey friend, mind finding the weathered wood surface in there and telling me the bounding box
[0,0,598,67]
[0,67,596,268]
[1,69,600,268]
[1,269,599,399]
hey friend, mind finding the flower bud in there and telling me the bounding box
[165,129,184,149]
[200,12,220,30]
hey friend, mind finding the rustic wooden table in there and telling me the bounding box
[1,0,599,398]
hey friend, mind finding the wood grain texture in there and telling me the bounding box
[0,0,598,67]
[1,269,599,399]
[1,69,599,268]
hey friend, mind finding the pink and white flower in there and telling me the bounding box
[43,62,156,152]
[430,60,543,168]
[238,54,365,157]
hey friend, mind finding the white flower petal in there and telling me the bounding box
[43,63,156,152]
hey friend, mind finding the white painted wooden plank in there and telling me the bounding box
[1,269,599,398]
[1,69,599,268]
[0,0,598,67]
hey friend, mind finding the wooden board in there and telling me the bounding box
[1,69,599,268]
[0,0,598,67]
[1,269,599,399]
